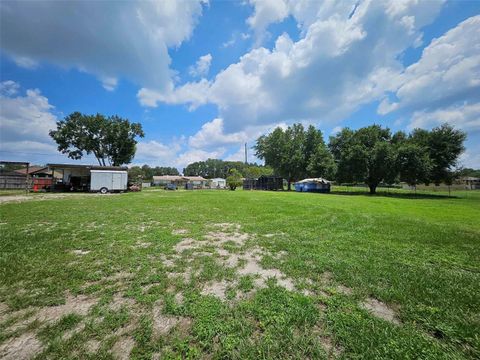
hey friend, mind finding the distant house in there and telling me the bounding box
[152,175,208,189]
[15,166,51,177]
[15,166,53,190]
[184,176,208,189]
[460,176,480,190]
[210,178,226,189]
[153,175,187,188]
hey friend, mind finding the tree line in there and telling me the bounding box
[48,112,468,193]
[183,159,273,179]
[255,123,466,194]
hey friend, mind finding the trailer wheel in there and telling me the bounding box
[99,187,108,194]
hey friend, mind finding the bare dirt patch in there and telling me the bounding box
[169,223,299,298]
[152,301,189,337]
[62,322,86,341]
[204,231,249,247]
[360,298,400,325]
[174,238,199,252]
[104,271,134,282]
[174,292,184,305]
[35,293,97,323]
[71,249,91,256]
[167,267,193,282]
[0,332,43,360]
[320,271,334,283]
[237,248,295,291]
[263,232,285,238]
[0,301,9,316]
[172,229,188,235]
[85,339,101,353]
[210,223,241,231]
[109,293,136,311]
[111,336,135,360]
[133,241,151,249]
[5,293,97,333]
[0,193,107,204]
[201,280,231,300]
[312,325,343,358]
[336,285,353,295]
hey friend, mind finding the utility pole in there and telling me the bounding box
[244,143,247,164]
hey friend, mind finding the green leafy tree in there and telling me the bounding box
[183,159,270,179]
[329,125,396,194]
[458,168,480,178]
[128,166,144,183]
[307,142,336,180]
[411,124,466,185]
[255,124,331,190]
[396,144,432,190]
[226,169,242,190]
[49,112,144,166]
[244,165,274,178]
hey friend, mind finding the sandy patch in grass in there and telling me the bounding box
[263,232,285,238]
[320,271,334,283]
[35,293,96,323]
[109,293,136,311]
[201,280,231,300]
[0,193,105,204]
[159,254,176,267]
[174,238,198,252]
[320,335,342,358]
[167,268,192,282]
[210,223,241,231]
[0,332,43,360]
[105,271,134,282]
[312,324,343,358]
[85,339,101,353]
[152,301,190,337]
[111,336,135,360]
[62,322,86,341]
[71,249,91,256]
[169,223,298,298]
[0,301,9,316]
[133,241,151,249]
[172,229,188,235]
[174,292,184,305]
[4,292,97,335]
[361,298,400,324]
[336,285,353,295]
[237,248,295,291]
[204,231,249,247]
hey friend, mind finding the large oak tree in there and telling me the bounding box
[49,112,144,166]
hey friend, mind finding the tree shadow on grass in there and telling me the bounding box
[328,190,458,200]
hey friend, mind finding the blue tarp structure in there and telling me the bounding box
[294,178,331,193]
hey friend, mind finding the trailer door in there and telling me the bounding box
[112,173,122,190]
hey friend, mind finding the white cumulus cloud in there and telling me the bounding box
[0,0,206,91]
[379,15,480,115]
[189,54,213,78]
[139,0,444,133]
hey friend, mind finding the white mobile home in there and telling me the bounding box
[210,178,226,188]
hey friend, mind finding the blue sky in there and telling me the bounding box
[1,0,479,170]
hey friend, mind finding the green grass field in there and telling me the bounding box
[0,189,479,359]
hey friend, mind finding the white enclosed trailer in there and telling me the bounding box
[90,170,128,193]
